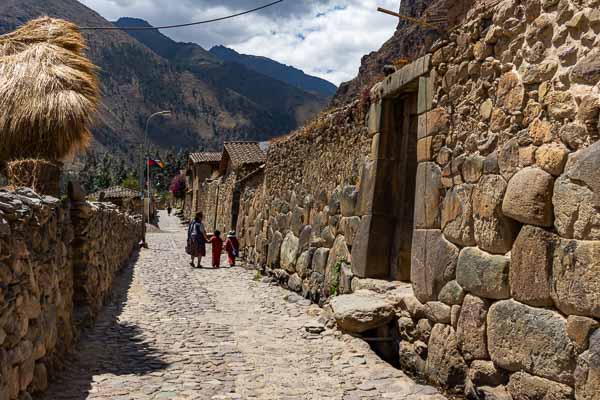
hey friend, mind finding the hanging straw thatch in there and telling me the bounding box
[0,17,100,162]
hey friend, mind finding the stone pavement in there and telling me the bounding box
[38,211,446,400]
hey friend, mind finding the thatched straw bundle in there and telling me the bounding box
[0,17,99,161]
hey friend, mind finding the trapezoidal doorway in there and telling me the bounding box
[352,79,420,281]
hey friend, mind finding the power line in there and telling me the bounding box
[79,0,285,31]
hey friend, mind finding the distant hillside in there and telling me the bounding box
[0,1,328,165]
[114,18,327,132]
[210,45,337,98]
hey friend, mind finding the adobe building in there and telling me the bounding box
[233,1,600,398]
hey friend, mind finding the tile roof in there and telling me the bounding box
[223,141,266,168]
[91,186,140,200]
[189,152,222,164]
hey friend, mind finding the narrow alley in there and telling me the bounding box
[38,211,445,400]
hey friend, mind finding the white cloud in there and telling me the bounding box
[79,0,400,85]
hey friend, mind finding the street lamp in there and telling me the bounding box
[140,110,171,224]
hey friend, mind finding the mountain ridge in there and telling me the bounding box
[0,0,328,164]
[210,45,337,98]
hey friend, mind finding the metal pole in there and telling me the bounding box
[142,110,171,225]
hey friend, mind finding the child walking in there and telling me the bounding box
[225,231,239,267]
[210,230,224,269]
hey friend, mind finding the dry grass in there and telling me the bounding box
[0,17,99,161]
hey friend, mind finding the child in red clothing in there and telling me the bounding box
[225,231,239,267]
[210,230,224,268]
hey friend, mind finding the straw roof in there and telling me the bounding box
[0,17,100,161]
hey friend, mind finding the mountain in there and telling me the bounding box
[0,0,328,164]
[210,45,337,98]
[113,18,327,134]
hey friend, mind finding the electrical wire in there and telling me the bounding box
[79,0,285,31]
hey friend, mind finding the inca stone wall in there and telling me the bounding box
[236,102,371,302]
[235,0,600,398]
[390,0,600,398]
[0,188,143,399]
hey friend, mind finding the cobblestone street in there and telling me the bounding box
[39,211,445,400]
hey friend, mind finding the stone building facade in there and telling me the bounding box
[190,142,265,234]
[0,188,143,399]
[186,152,221,218]
[234,0,600,398]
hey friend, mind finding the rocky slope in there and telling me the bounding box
[0,0,328,163]
[332,0,477,105]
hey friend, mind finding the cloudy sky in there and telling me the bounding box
[78,0,400,86]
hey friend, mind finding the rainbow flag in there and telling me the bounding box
[148,159,165,168]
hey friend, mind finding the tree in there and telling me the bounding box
[121,174,141,191]
[169,174,187,199]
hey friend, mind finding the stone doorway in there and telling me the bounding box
[388,94,419,281]
[352,55,430,281]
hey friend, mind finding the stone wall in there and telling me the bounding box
[236,101,371,302]
[198,164,264,235]
[235,0,600,397]
[0,188,143,399]
[385,0,600,398]
[197,174,235,233]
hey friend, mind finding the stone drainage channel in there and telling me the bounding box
[263,273,466,400]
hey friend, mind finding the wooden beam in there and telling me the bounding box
[377,7,444,32]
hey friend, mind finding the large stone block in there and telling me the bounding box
[418,75,434,114]
[311,248,329,275]
[418,107,450,140]
[414,162,442,229]
[411,229,459,303]
[456,247,510,300]
[536,143,569,176]
[438,280,465,306]
[507,371,574,400]
[298,225,312,252]
[351,215,394,279]
[497,71,525,113]
[567,316,599,354]
[296,248,315,279]
[339,216,360,246]
[468,360,508,387]
[510,225,557,307]
[457,294,490,361]
[330,292,394,333]
[487,299,577,384]
[266,231,283,268]
[552,239,600,318]
[441,184,476,247]
[340,185,358,217]
[553,141,600,240]
[502,167,554,227]
[553,176,600,241]
[425,324,467,387]
[367,100,383,134]
[324,235,350,297]
[575,329,600,400]
[571,48,600,85]
[473,175,518,254]
[280,232,299,273]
